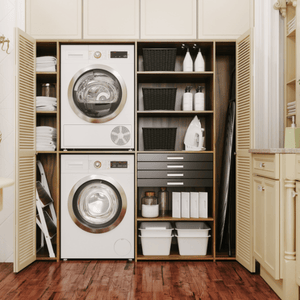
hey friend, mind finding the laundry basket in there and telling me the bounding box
[143,48,177,71]
[142,88,177,110]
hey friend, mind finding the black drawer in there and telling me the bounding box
[138,170,213,179]
[137,178,213,187]
[138,153,213,162]
[137,161,213,170]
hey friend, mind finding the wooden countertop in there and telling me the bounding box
[249,148,300,154]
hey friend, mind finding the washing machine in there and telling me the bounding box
[61,44,134,149]
[61,154,134,259]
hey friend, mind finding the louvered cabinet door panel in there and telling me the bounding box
[236,29,255,272]
[14,28,36,273]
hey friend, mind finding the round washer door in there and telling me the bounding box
[68,64,127,123]
[68,175,127,233]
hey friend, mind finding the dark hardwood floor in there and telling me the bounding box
[0,261,279,299]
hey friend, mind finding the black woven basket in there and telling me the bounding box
[143,128,177,151]
[143,48,177,71]
[142,88,177,110]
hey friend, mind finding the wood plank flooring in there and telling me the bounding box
[0,261,279,299]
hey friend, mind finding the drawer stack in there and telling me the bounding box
[137,153,213,187]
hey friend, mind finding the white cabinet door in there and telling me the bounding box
[253,176,280,280]
[83,0,139,39]
[141,0,196,39]
[198,0,253,40]
[26,0,82,39]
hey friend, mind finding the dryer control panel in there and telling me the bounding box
[110,161,128,168]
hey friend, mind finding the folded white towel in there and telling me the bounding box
[36,56,57,62]
[36,126,57,133]
[36,106,57,111]
[36,145,56,151]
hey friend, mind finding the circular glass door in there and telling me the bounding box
[68,64,127,123]
[68,175,127,233]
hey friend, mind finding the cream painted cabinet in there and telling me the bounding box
[26,0,82,39]
[253,176,280,280]
[83,0,139,39]
[198,0,253,40]
[140,0,196,39]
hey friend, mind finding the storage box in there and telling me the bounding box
[199,192,208,218]
[140,235,173,256]
[143,128,177,151]
[181,192,190,218]
[176,235,210,256]
[175,222,210,237]
[143,48,177,71]
[139,222,173,237]
[172,192,181,218]
[142,88,177,110]
[190,192,200,218]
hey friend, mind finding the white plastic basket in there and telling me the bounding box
[140,235,173,256]
[175,222,210,237]
[139,222,173,237]
[176,235,210,256]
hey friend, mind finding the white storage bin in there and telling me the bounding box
[140,235,173,256]
[176,235,210,256]
[139,222,173,237]
[175,222,210,237]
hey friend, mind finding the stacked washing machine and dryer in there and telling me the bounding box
[60,45,135,259]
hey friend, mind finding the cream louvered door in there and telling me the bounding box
[14,28,36,273]
[236,29,255,272]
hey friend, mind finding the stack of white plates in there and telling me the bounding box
[36,96,57,111]
[36,126,57,151]
[139,222,173,256]
[287,101,296,116]
[175,222,211,255]
[36,56,57,72]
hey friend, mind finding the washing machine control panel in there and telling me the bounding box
[110,161,128,168]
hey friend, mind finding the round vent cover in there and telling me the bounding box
[111,126,130,146]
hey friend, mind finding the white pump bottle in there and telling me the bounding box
[193,44,205,72]
[182,44,193,72]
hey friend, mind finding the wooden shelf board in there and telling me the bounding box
[137,150,214,154]
[137,254,213,261]
[287,78,296,85]
[287,113,296,117]
[36,71,57,75]
[37,151,57,154]
[59,150,135,154]
[37,111,57,114]
[137,72,214,83]
[137,214,214,222]
[137,111,213,117]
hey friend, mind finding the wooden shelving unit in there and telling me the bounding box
[135,41,236,261]
[35,41,60,261]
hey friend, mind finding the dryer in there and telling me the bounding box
[61,45,134,149]
[61,155,134,259]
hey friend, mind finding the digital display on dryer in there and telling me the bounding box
[110,51,128,58]
[110,161,128,168]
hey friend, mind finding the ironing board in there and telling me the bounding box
[36,160,57,258]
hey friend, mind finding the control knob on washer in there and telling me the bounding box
[94,161,101,169]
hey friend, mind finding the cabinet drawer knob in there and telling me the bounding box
[167,156,184,160]
[167,173,184,177]
[258,185,265,192]
[167,182,184,186]
[260,162,265,168]
[167,165,184,168]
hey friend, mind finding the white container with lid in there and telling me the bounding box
[142,204,159,218]
[175,222,210,237]
[139,222,173,237]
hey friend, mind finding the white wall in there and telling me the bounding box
[0,0,25,263]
